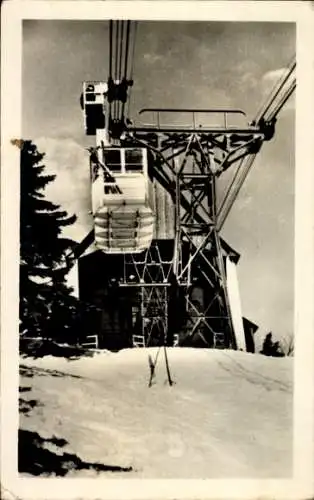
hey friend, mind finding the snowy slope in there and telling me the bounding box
[19,348,293,478]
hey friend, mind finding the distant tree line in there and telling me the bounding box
[260,331,294,358]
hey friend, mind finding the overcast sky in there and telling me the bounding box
[22,20,295,345]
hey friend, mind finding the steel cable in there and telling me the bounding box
[254,56,296,123]
[217,56,296,231]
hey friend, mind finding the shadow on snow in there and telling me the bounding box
[19,367,133,476]
[18,429,133,476]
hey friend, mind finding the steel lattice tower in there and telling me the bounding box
[119,109,267,349]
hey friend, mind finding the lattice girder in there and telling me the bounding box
[120,117,265,348]
[122,242,173,347]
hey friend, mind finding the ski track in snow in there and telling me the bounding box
[19,348,293,478]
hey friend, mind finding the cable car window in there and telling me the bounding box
[125,149,144,172]
[85,93,96,102]
[104,149,122,172]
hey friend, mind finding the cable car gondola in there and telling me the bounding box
[90,145,154,254]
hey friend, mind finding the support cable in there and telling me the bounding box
[108,21,113,122]
[113,21,120,121]
[118,21,124,82]
[217,157,245,220]
[266,79,296,122]
[127,22,138,119]
[108,20,134,129]
[217,56,296,231]
[114,21,119,80]
[121,21,131,121]
[255,56,296,123]
[109,21,113,79]
[217,154,257,231]
[124,21,131,79]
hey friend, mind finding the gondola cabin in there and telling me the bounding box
[91,146,154,254]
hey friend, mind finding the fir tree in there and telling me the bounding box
[260,332,284,357]
[19,140,79,342]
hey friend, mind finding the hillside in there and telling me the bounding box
[19,347,293,478]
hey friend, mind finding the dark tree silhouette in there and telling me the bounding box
[18,139,97,349]
[260,332,284,358]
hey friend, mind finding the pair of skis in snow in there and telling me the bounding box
[148,345,174,387]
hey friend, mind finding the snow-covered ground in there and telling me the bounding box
[19,347,293,479]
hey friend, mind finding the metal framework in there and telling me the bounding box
[120,109,267,348]
[121,241,174,347]
[80,20,296,353]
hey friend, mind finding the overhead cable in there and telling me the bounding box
[217,56,296,231]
